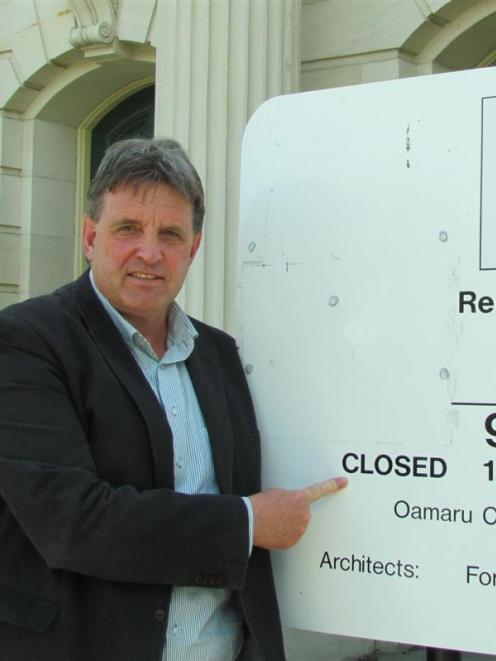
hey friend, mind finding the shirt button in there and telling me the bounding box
[172,624,179,635]
[171,406,178,416]
[154,609,166,622]
[176,459,184,470]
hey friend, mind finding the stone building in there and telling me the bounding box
[0,1,494,658]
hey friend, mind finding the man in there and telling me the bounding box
[0,138,347,661]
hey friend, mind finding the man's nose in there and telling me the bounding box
[135,235,162,263]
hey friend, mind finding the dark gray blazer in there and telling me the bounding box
[0,271,285,661]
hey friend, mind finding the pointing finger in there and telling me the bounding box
[304,477,348,503]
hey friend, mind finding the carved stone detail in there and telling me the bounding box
[67,0,117,49]
[70,22,114,47]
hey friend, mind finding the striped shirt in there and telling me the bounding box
[90,272,252,661]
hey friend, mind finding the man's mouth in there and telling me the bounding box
[128,272,162,280]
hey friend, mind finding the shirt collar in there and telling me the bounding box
[89,270,197,363]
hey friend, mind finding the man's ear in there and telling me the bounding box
[82,216,97,262]
[189,231,202,263]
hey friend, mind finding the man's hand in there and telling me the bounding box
[250,477,348,550]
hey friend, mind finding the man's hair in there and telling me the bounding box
[86,138,205,232]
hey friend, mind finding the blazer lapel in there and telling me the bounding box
[71,272,174,488]
[186,339,234,495]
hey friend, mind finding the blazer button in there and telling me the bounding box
[154,609,166,622]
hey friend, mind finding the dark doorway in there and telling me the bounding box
[90,85,155,179]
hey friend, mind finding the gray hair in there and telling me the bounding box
[86,138,205,232]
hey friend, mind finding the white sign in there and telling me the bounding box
[237,68,496,654]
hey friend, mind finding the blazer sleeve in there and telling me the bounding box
[0,308,250,590]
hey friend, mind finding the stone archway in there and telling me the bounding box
[402,0,496,73]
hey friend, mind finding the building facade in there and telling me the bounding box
[1,1,495,658]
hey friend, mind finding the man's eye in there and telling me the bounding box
[161,230,181,239]
[118,225,138,234]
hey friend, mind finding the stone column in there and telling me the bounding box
[153,0,301,333]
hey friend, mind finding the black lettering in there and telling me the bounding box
[320,551,332,568]
[394,455,410,476]
[360,454,374,475]
[479,296,495,313]
[343,454,446,477]
[384,562,395,576]
[481,571,492,586]
[459,290,477,313]
[466,565,479,583]
[486,414,496,436]
[394,500,409,518]
[430,457,447,477]
[483,506,496,525]
[485,413,496,447]
[466,565,496,586]
[375,454,393,475]
[342,453,358,473]
[412,456,428,477]
[484,460,495,480]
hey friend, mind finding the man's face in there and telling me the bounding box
[83,182,201,329]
